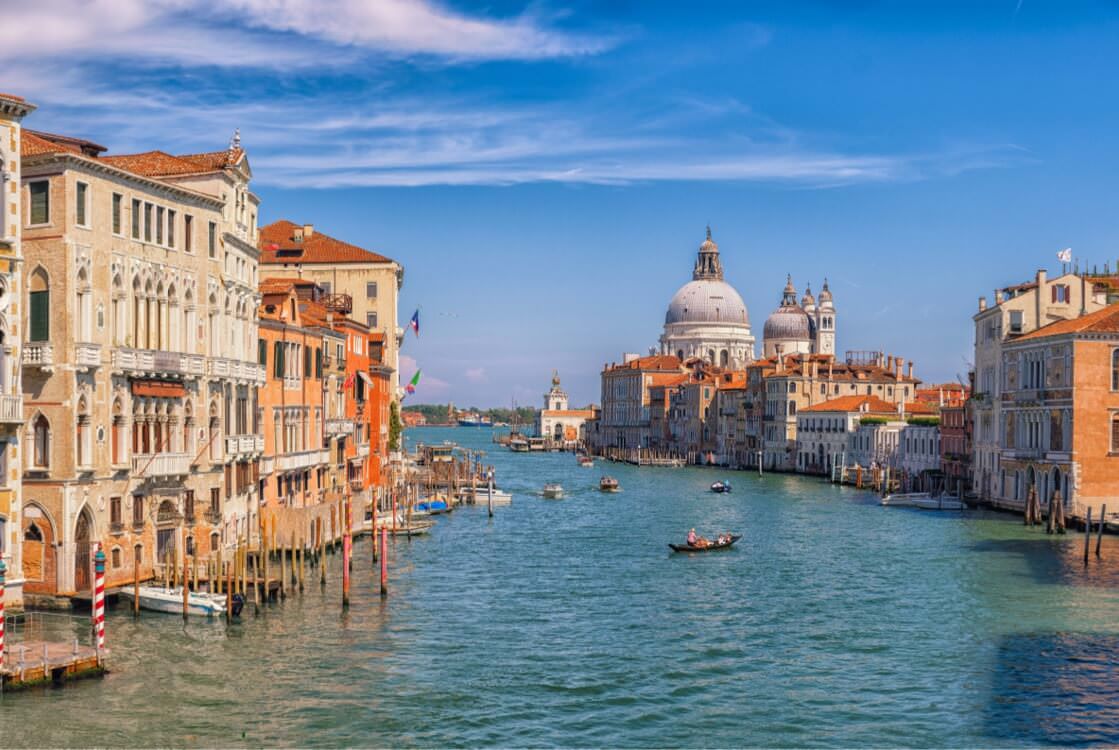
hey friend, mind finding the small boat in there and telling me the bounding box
[669,534,742,553]
[120,585,238,617]
[599,476,620,492]
[415,498,452,515]
[710,481,732,494]
[542,483,564,498]
[578,455,594,467]
[509,438,530,452]
[912,495,966,511]
[880,492,930,507]
[459,487,513,505]
[385,521,435,536]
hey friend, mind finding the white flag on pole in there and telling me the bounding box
[1057,247,1072,263]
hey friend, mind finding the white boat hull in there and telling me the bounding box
[912,497,966,510]
[880,492,930,507]
[121,586,226,617]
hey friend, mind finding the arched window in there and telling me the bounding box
[76,396,92,467]
[1112,413,1119,454]
[32,414,49,467]
[1112,349,1119,391]
[29,267,50,341]
[75,266,92,342]
[112,397,127,465]
[720,350,729,367]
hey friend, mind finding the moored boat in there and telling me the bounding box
[542,483,564,498]
[880,492,929,507]
[710,481,732,493]
[120,586,236,617]
[599,476,620,492]
[669,534,741,553]
[912,495,966,511]
[578,455,594,467]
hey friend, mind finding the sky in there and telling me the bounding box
[8,0,1119,407]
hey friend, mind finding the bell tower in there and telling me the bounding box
[816,278,836,355]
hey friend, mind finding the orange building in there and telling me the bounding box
[998,303,1119,518]
[257,280,342,512]
[366,332,394,494]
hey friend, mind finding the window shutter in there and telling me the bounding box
[304,345,311,376]
[315,348,323,379]
[1113,417,1119,452]
[258,338,267,366]
[29,290,50,341]
[274,342,284,378]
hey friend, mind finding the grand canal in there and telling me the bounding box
[4,425,1119,747]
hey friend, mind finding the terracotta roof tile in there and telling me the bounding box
[1015,302,1119,342]
[259,220,394,265]
[802,395,898,413]
[605,354,683,372]
[0,93,25,102]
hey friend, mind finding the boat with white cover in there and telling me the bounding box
[120,586,230,617]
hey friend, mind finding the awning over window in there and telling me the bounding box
[357,372,374,387]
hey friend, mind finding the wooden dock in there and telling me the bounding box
[1,640,104,690]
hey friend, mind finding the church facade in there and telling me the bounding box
[536,371,595,447]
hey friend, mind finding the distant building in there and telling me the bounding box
[594,354,685,452]
[762,276,837,358]
[401,411,427,427]
[536,371,595,446]
[795,395,898,475]
[940,383,972,496]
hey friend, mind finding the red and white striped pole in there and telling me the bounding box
[342,493,351,609]
[92,546,106,653]
[0,559,7,669]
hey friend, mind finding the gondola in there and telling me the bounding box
[668,534,741,553]
[710,481,732,493]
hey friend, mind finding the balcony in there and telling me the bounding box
[132,452,192,479]
[225,434,264,457]
[75,342,102,369]
[23,342,53,370]
[113,348,205,379]
[205,509,222,525]
[324,418,354,437]
[276,449,328,473]
[0,394,21,424]
[357,442,370,458]
[208,357,265,383]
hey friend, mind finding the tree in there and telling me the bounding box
[388,401,402,451]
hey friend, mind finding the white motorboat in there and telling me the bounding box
[880,492,930,507]
[542,483,564,498]
[912,495,966,511]
[459,487,513,505]
[120,585,231,617]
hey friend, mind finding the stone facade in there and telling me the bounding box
[0,93,34,608]
[19,130,265,596]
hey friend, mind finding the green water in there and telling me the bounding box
[3,425,1119,747]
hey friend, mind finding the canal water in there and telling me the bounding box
[3,425,1119,747]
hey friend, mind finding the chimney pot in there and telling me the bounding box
[303,224,314,239]
[978,296,987,311]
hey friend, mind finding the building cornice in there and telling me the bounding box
[22,152,225,208]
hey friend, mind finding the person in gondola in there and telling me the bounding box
[687,528,698,546]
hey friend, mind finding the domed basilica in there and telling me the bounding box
[659,228,837,367]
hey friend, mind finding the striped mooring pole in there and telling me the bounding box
[0,559,6,668]
[93,546,106,653]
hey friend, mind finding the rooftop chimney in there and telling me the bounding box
[978,296,987,312]
[303,224,314,239]
[907,361,914,379]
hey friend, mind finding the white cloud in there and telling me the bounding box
[0,0,606,68]
[464,368,487,383]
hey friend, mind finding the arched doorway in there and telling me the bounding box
[553,423,564,441]
[74,508,93,593]
[22,505,55,594]
[1051,467,1063,507]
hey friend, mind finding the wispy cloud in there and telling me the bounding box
[464,368,487,384]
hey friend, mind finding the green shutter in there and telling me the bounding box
[315,348,323,379]
[304,346,311,377]
[29,290,49,341]
[258,339,267,366]
[29,182,48,225]
[273,342,284,379]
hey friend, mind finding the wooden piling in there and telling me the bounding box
[330,505,337,550]
[182,555,190,619]
[279,537,287,598]
[320,521,327,586]
[379,524,387,597]
[298,536,305,592]
[133,553,140,616]
[342,496,351,609]
[216,549,223,594]
[225,563,233,621]
[249,553,259,613]
[1097,503,1106,558]
[1084,506,1093,566]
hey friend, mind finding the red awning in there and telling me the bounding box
[131,380,186,398]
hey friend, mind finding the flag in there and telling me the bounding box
[1057,248,1072,263]
[409,309,420,337]
[405,369,421,394]
[343,371,356,389]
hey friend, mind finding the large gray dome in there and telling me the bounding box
[665,279,750,326]
[763,305,811,340]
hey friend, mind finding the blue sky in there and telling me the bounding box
[9,1,1119,406]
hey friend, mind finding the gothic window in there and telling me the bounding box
[29,267,50,341]
[32,414,49,468]
[1112,349,1119,391]
[76,396,92,467]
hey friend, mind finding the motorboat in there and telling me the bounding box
[458,487,513,505]
[669,534,741,553]
[880,492,930,507]
[578,455,594,468]
[120,585,238,617]
[710,481,732,494]
[509,437,530,452]
[415,497,452,515]
[599,476,620,492]
[542,483,564,498]
[912,495,966,511]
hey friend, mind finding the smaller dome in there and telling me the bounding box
[801,284,816,309]
[764,306,812,341]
